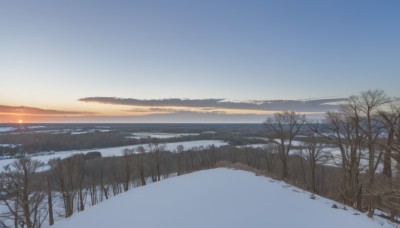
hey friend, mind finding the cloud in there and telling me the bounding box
[79,97,347,113]
[124,107,229,114]
[79,97,227,108]
[0,105,95,116]
[125,107,178,113]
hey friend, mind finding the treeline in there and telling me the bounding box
[0,143,227,228]
[0,131,220,156]
[0,132,131,155]
[0,132,211,156]
[0,124,265,156]
[0,142,369,228]
[263,89,400,220]
[0,140,396,228]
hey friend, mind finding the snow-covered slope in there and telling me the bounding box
[53,168,386,228]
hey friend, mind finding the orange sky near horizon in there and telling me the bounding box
[0,101,326,123]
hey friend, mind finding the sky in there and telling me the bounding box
[1,0,399,123]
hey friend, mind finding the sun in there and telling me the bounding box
[18,119,23,124]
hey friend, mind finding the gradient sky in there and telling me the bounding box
[1,0,399,123]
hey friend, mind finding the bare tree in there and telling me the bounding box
[261,144,277,174]
[45,170,54,226]
[377,97,400,219]
[148,142,166,182]
[176,145,184,176]
[309,100,365,210]
[379,98,400,181]
[0,157,46,228]
[357,89,390,217]
[243,146,256,167]
[110,158,122,196]
[264,111,305,179]
[298,134,330,194]
[51,157,79,218]
[136,146,147,185]
[121,148,135,192]
[73,155,87,212]
[86,158,108,203]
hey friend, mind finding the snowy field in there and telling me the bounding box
[127,132,199,139]
[238,140,305,149]
[0,144,21,148]
[52,168,389,228]
[0,126,46,133]
[0,140,228,169]
[6,128,110,135]
[70,129,110,134]
[0,127,15,132]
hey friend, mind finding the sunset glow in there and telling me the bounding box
[0,1,399,123]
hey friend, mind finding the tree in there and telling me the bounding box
[309,98,366,210]
[148,142,166,182]
[379,98,400,182]
[45,170,54,226]
[136,146,147,185]
[176,145,185,176]
[261,144,277,174]
[264,111,305,179]
[51,157,80,218]
[298,134,329,194]
[0,157,46,228]
[378,97,400,219]
[121,148,135,192]
[73,155,87,212]
[357,89,390,217]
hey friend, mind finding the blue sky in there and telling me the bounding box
[1,0,399,123]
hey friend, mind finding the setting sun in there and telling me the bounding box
[18,119,23,124]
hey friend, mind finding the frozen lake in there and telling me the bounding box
[127,132,200,139]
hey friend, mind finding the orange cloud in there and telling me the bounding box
[0,105,95,116]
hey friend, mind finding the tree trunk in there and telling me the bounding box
[367,112,375,218]
[48,188,54,226]
[79,189,85,211]
[311,164,316,194]
[282,156,288,179]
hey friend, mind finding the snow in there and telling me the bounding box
[237,144,269,149]
[70,129,111,135]
[0,127,15,132]
[239,140,304,149]
[0,144,21,148]
[27,126,46,129]
[273,139,304,147]
[52,168,387,228]
[129,132,199,139]
[323,148,391,173]
[6,128,110,135]
[0,140,228,169]
[19,129,72,134]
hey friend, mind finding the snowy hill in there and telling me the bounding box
[53,168,387,228]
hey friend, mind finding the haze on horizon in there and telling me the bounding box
[1,0,399,123]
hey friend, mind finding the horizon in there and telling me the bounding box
[1,1,399,123]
